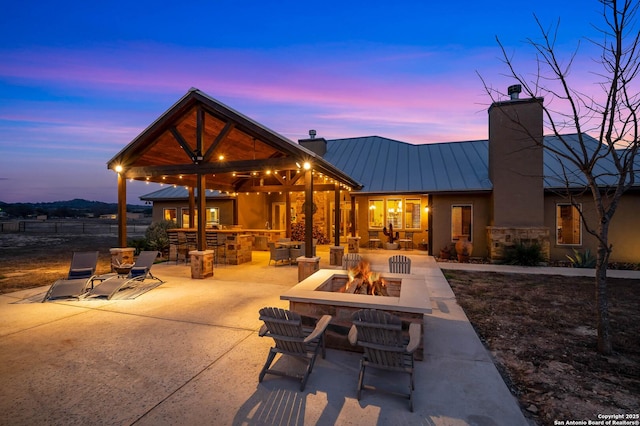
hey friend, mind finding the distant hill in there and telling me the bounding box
[0,199,152,219]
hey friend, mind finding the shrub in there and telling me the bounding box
[144,220,176,255]
[127,237,148,255]
[566,248,597,268]
[502,241,545,266]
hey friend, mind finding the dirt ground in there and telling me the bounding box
[0,233,118,293]
[2,232,639,424]
[447,270,640,425]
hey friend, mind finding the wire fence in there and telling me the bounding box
[0,220,150,236]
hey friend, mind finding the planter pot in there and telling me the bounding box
[457,254,470,263]
[385,243,399,250]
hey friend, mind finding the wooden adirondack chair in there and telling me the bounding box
[348,309,421,411]
[258,307,332,391]
[389,254,412,274]
[342,253,363,270]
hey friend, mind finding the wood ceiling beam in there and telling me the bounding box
[203,121,235,162]
[121,158,301,179]
[170,126,196,161]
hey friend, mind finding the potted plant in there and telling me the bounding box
[439,244,453,259]
[455,238,473,263]
[382,223,399,250]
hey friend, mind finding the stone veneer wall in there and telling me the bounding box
[486,226,550,262]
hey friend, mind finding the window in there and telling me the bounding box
[451,205,472,242]
[181,207,197,228]
[368,199,384,228]
[386,199,402,229]
[163,208,177,223]
[556,204,581,245]
[206,207,219,227]
[404,199,421,229]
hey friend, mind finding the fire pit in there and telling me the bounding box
[280,266,432,359]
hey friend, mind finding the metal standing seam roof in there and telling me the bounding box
[139,186,232,201]
[323,136,491,194]
[140,133,640,200]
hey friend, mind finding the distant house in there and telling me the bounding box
[138,90,640,263]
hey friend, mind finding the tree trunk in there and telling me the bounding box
[595,232,612,354]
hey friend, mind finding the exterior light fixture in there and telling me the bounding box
[218,155,224,160]
[303,162,311,170]
[115,165,123,173]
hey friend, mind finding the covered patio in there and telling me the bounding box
[0,250,528,425]
[107,88,362,269]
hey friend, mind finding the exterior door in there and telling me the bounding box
[272,202,287,230]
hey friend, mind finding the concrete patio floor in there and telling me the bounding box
[0,248,531,426]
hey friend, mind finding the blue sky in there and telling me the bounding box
[0,1,606,203]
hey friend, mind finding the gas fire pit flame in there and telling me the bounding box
[340,260,389,296]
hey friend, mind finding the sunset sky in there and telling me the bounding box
[0,1,607,203]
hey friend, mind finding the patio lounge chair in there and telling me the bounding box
[42,251,99,302]
[348,309,420,411]
[86,251,163,299]
[389,255,412,274]
[258,307,332,391]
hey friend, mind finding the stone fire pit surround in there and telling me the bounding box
[280,268,432,359]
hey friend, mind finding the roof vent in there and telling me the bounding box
[508,84,522,100]
[309,129,317,139]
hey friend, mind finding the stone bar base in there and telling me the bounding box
[109,248,135,272]
[189,250,214,279]
[347,237,361,253]
[226,235,252,265]
[486,226,550,262]
[329,246,344,266]
[297,256,320,282]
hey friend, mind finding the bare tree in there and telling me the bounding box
[482,0,640,354]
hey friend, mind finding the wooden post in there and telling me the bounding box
[197,173,206,251]
[188,186,195,228]
[334,183,340,246]
[350,194,356,237]
[285,190,291,239]
[117,172,127,247]
[305,168,313,258]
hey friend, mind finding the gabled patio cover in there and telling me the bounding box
[107,88,362,253]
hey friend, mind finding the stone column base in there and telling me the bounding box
[109,248,135,272]
[190,250,214,279]
[347,237,361,253]
[330,246,344,266]
[297,256,320,282]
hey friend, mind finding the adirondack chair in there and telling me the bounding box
[342,253,363,270]
[389,255,412,274]
[258,307,332,391]
[348,309,421,411]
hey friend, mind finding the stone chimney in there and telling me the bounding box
[298,129,327,156]
[487,90,549,260]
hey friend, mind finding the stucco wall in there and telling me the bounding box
[544,192,640,263]
[431,194,491,258]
